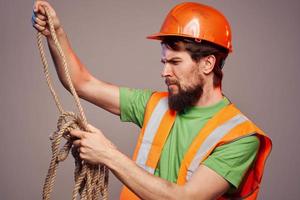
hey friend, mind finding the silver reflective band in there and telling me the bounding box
[186,114,249,180]
[135,97,169,174]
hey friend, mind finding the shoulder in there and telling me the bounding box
[203,135,259,188]
[120,87,153,102]
[119,87,154,126]
[218,135,260,152]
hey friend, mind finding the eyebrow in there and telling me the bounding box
[161,57,182,63]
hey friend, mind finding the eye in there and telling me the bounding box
[170,61,180,65]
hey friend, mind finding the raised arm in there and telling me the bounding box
[32,1,120,115]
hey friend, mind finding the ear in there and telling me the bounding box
[201,55,216,75]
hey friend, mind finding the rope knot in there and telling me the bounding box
[49,111,82,162]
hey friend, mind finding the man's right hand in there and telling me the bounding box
[32,1,62,37]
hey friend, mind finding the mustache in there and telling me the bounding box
[165,78,179,86]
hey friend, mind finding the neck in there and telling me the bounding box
[195,85,223,107]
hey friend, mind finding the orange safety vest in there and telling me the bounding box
[120,92,272,200]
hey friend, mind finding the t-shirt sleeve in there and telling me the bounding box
[202,135,260,190]
[119,87,153,127]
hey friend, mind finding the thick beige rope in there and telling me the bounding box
[36,4,109,200]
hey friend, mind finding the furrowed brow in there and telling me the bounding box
[161,57,182,63]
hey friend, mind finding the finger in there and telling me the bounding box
[34,12,47,21]
[33,2,38,12]
[70,129,86,139]
[73,139,81,147]
[33,23,46,32]
[33,1,42,12]
[33,2,47,16]
[41,29,50,36]
[39,4,46,15]
[33,23,50,36]
[79,147,85,153]
[79,153,86,160]
[32,15,47,26]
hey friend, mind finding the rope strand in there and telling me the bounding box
[36,5,109,200]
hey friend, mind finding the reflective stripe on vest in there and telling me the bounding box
[135,96,169,174]
[186,114,249,181]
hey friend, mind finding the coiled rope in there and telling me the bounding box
[36,4,109,200]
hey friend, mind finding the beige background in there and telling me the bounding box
[1,0,299,199]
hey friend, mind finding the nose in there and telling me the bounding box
[161,63,173,78]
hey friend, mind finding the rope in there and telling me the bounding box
[36,4,109,200]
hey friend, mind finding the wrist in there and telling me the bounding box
[46,26,65,41]
[103,146,122,170]
[55,27,65,36]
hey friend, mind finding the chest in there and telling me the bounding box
[159,116,212,163]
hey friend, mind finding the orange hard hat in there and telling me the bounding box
[147,2,233,52]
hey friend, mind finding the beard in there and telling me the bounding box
[166,77,204,113]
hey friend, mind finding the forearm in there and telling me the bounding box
[47,27,91,93]
[106,149,186,200]
[46,27,121,114]
[70,125,228,200]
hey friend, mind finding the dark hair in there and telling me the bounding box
[161,37,229,88]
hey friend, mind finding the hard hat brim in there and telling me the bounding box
[147,33,200,41]
[147,33,233,53]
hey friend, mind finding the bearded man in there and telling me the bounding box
[32,1,272,199]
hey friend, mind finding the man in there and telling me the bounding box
[32,2,272,199]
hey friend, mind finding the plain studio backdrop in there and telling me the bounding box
[1,0,299,199]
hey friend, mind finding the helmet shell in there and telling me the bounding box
[147,2,232,52]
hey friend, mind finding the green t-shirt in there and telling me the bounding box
[120,87,259,191]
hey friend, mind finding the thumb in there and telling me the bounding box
[70,129,85,139]
[36,1,52,15]
[39,4,46,15]
[33,3,38,12]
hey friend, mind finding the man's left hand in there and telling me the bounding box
[70,124,116,165]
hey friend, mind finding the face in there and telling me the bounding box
[161,45,205,113]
